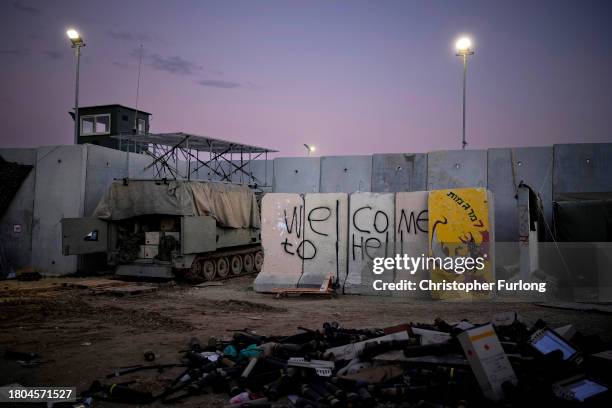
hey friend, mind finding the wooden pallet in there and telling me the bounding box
[272,276,335,299]
[62,278,124,290]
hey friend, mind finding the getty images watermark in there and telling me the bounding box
[371,254,547,293]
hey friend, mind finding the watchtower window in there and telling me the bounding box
[137,118,146,134]
[81,114,111,135]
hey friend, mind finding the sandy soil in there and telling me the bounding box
[2,276,612,407]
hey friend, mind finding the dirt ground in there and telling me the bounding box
[2,275,612,407]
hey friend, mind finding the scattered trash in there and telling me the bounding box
[89,379,154,404]
[79,315,612,406]
[229,390,252,404]
[144,350,156,362]
[81,341,92,346]
[458,323,517,401]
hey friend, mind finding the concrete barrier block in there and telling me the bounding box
[246,159,274,191]
[394,191,429,298]
[32,145,87,276]
[553,143,612,197]
[487,147,553,243]
[273,157,320,193]
[427,150,487,190]
[301,193,349,288]
[320,155,372,193]
[428,188,495,300]
[254,193,305,292]
[346,192,394,294]
[0,148,37,272]
[371,153,427,192]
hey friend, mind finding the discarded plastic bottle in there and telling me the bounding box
[229,391,251,404]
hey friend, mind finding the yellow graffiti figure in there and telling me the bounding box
[429,188,494,300]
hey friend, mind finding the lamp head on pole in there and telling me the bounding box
[303,144,316,155]
[66,28,84,47]
[455,36,474,56]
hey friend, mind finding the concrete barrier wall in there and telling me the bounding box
[1,142,611,276]
[0,148,37,273]
[269,143,611,254]
[320,156,372,193]
[427,150,487,190]
[32,145,88,275]
[273,157,320,193]
[346,192,394,294]
[394,191,429,298]
[84,145,154,216]
[255,189,496,296]
[372,153,427,192]
[303,193,348,287]
[429,188,495,300]
[553,143,612,197]
[488,147,553,242]
[253,193,349,292]
[254,193,304,292]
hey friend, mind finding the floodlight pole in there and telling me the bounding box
[461,53,467,150]
[455,37,473,150]
[72,42,84,145]
[304,144,311,156]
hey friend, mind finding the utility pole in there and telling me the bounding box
[455,36,474,150]
[67,29,85,145]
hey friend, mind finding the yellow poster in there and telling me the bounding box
[428,188,494,300]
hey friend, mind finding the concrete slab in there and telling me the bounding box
[254,193,305,292]
[273,157,320,193]
[428,188,495,300]
[84,145,129,216]
[371,153,427,192]
[427,150,487,190]
[346,192,394,294]
[486,149,517,243]
[246,159,274,191]
[128,152,156,180]
[487,147,553,243]
[32,145,87,276]
[0,148,37,273]
[553,143,612,197]
[394,191,429,298]
[301,193,348,288]
[515,147,553,238]
[320,155,372,193]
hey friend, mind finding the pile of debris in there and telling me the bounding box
[84,313,612,407]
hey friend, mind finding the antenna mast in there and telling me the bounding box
[134,44,143,134]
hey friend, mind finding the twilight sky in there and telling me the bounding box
[0,0,611,156]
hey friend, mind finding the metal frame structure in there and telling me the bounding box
[112,132,277,189]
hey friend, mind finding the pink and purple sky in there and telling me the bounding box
[1,0,611,156]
